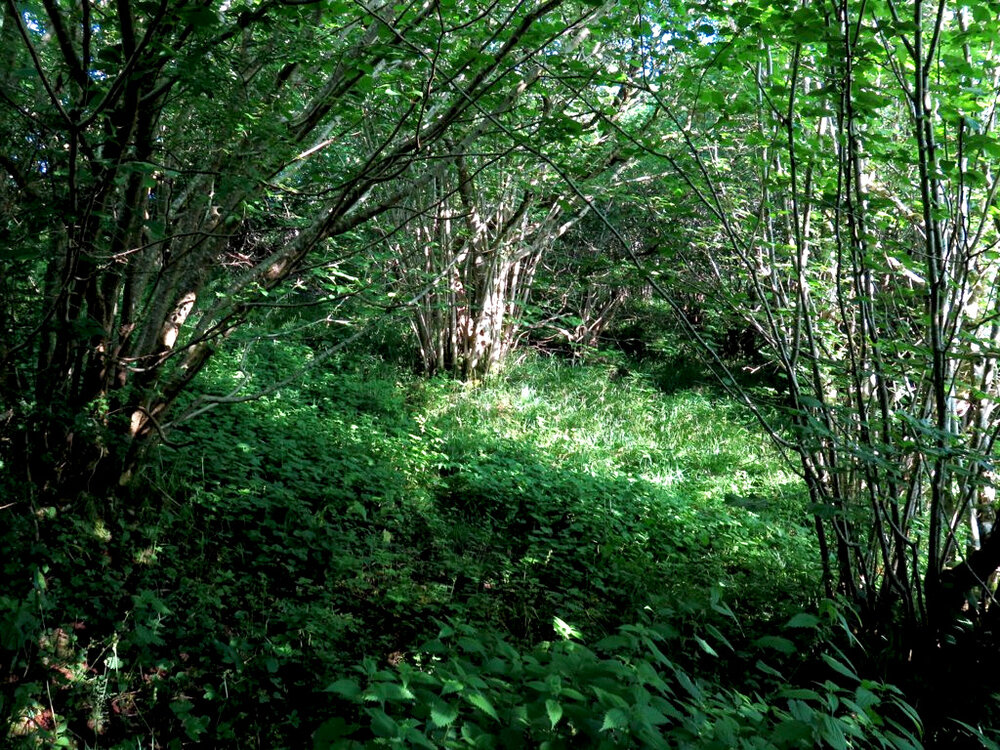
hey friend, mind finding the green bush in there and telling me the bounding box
[317,605,922,749]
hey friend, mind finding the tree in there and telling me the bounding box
[626,0,1000,637]
[0,0,609,497]
[380,149,569,379]
[371,13,644,379]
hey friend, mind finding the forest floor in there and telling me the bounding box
[2,346,930,748]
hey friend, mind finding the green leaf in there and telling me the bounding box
[785,613,821,629]
[754,636,796,654]
[366,681,416,703]
[179,5,219,27]
[820,717,850,750]
[675,671,702,700]
[638,702,672,727]
[822,652,859,681]
[553,616,581,640]
[595,635,630,650]
[313,717,358,746]
[779,688,822,701]
[852,90,894,111]
[403,726,438,749]
[545,699,563,728]
[465,692,500,721]
[853,685,879,709]
[430,700,459,728]
[773,719,814,744]
[600,707,630,732]
[593,685,630,710]
[755,659,784,679]
[693,635,718,657]
[441,679,464,695]
[369,708,398,738]
[703,623,734,651]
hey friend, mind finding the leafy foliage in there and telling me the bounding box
[6,0,1000,744]
[318,610,921,750]
[1,345,900,747]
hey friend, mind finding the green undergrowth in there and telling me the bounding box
[2,344,923,747]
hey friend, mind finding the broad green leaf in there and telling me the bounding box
[773,719,814,744]
[403,726,438,749]
[853,685,879,709]
[676,671,702,700]
[441,679,464,695]
[545,699,563,728]
[703,623,733,651]
[754,636,796,654]
[365,682,415,703]
[430,700,459,728]
[785,613,821,629]
[553,616,581,640]
[638,702,671,727]
[369,708,398,739]
[819,716,850,750]
[465,692,500,721]
[600,708,630,732]
[313,717,357,745]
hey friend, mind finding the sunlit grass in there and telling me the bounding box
[431,354,800,502]
[417,353,819,621]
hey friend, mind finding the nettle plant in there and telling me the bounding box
[317,607,922,749]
